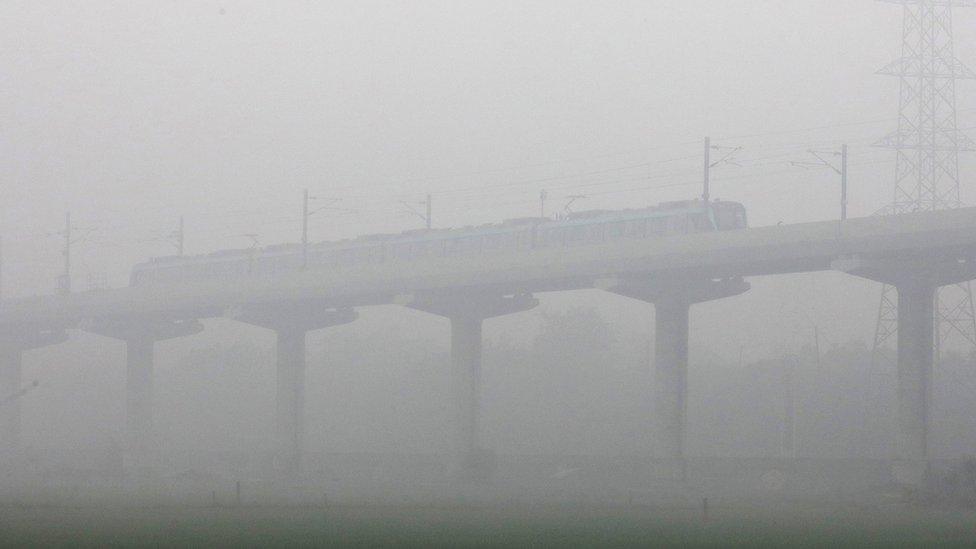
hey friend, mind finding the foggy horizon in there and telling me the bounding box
[2,2,976,546]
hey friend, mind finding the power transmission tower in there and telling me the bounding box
[873,0,976,362]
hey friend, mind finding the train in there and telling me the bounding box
[129,199,748,287]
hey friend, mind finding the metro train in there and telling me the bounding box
[129,199,748,286]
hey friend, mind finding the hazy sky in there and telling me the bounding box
[1,1,974,296]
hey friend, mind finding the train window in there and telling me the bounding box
[591,223,606,242]
[371,244,386,263]
[735,207,747,228]
[483,234,502,250]
[315,251,338,267]
[626,219,644,238]
[281,254,300,271]
[649,217,669,236]
[464,236,482,254]
[252,258,270,275]
[489,233,507,250]
[558,228,570,246]
[393,243,411,261]
[537,229,553,247]
[342,248,361,265]
[335,248,353,265]
[716,209,732,230]
[546,228,565,247]
[508,232,519,248]
[691,212,712,232]
[669,215,688,234]
[562,225,584,245]
[503,232,518,249]
[365,245,384,263]
[163,266,184,282]
[444,238,463,256]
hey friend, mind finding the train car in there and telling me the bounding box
[129,199,747,287]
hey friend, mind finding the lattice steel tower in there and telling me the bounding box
[874,0,976,359]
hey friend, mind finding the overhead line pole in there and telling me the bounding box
[302,189,309,270]
[703,137,711,203]
[841,144,848,221]
[399,195,432,229]
[61,212,71,295]
[792,144,849,220]
[301,190,350,269]
[702,136,742,205]
[176,215,185,256]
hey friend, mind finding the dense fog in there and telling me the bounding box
[2,1,976,545]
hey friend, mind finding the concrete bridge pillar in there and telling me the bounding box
[0,329,67,453]
[451,316,483,462]
[0,348,22,449]
[833,254,976,486]
[234,303,357,475]
[274,326,306,475]
[895,282,935,478]
[603,276,749,478]
[124,334,154,462]
[407,291,538,478]
[86,318,203,470]
[653,298,691,466]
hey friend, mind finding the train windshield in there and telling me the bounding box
[735,205,747,228]
[713,203,748,230]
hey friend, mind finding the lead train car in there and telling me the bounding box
[130,199,748,286]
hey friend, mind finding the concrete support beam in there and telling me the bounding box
[408,291,538,478]
[234,303,357,475]
[832,254,976,289]
[833,253,976,486]
[274,327,307,474]
[0,347,23,451]
[85,318,202,470]
[604,276,749,478]
[894,282,935,485]
[0,329,67,453]
[451,316,483,465]
[653,299,690,466]
[124,335,154,463]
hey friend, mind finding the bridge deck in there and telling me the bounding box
[3,207,976,328]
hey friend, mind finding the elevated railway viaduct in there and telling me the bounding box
[4,207,976,484]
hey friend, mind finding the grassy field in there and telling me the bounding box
[0,500,974,547]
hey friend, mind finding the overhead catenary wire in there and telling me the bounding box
[1,108,942,298]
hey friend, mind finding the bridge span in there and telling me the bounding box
[4,207,976,484]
